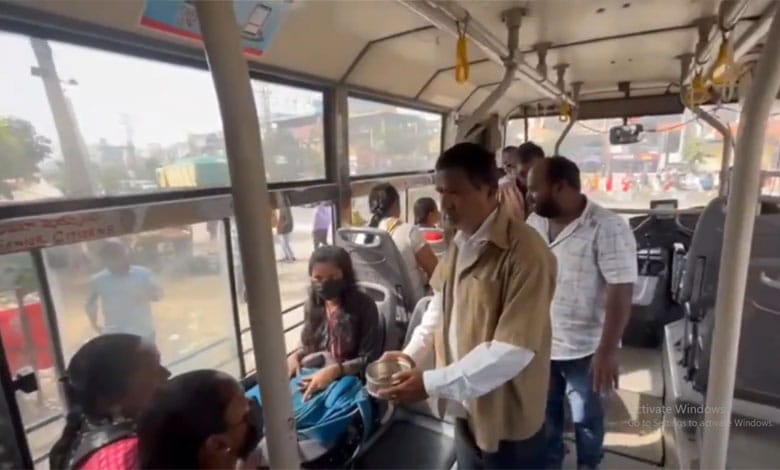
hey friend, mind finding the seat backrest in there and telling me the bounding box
[357,281,404,352]
[336,227,421,313]
[678,197,727,317]
[404,296,432,348]
[690,199,780,407]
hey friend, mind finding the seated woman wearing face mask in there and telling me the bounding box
[287,246,382,399]
[137,370,264,469]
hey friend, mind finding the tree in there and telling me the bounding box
[0,117,52,181]
[682,132,708,171]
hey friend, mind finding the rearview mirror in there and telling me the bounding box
[609,124,644,145]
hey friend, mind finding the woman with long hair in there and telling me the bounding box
[49,334,170,470]
[137,370,264,469]
[287,246,382,399]
[413,197,440,228]
[366,183,438,297]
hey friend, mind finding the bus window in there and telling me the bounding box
[255,82,326,183]
[0,31,327,205]
[1,31,224,202]
[42,223,239,376]
[517,114,724,209]
[348,98,442,176]
[505,118,526,144]
[231,202,336,373]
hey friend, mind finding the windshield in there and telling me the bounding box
[507,106,780,210]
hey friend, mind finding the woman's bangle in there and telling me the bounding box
[336,362,345,377]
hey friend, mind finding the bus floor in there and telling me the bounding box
[562,346,665,469]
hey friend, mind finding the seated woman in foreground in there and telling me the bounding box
[287,246,382,399]
[49,334,170,470]
[137,369,264,469]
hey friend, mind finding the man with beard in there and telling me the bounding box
[378,142,557,469]
[525,156,637,470]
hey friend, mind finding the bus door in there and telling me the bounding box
[0,251,66,467]
[0,316,38,468]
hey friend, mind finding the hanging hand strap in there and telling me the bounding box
[455,18,470,84]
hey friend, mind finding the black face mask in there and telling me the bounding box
[313,279,346,300]
[237,399,264,459]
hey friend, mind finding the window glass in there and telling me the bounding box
[0,31,325,205]
[242,303,304,374]
[43,222,239,375]
[347,98,442,176]
[509,103,780,209]
[505,118,526,146]
[255,82,326,183]
[0,252,64,464]
[231,202,335,369]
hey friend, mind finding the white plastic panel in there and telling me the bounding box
[261,0,431,80]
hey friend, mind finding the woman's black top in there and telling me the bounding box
[299,288,382,374]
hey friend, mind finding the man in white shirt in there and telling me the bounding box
[526,156,638,469]
[378,142,557,469]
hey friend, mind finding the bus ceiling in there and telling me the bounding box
[1,0,777,122]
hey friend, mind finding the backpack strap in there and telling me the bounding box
[384,217,402,235]
[70,421,136,468]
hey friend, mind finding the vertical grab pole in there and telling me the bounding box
[700,7,780,470]
[691,107,734,196]
[194,2,299,468]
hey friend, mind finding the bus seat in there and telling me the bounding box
[404,296,432,348]
[692,200,780,408]
[357,281,404,353]
[677,197,726,316]
[352,407,456,470]
[336,227,422,314]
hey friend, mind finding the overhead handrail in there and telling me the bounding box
[731,3,778,59]
[398,0,572,106]
[678,54,734,197]
[455,17,469,83]
[456,7,523,142]
[700,7,780,469]
[684,0,750,86]
[555,82,582,155]
[553,82,582,155]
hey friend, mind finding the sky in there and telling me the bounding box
[0,30,321,158]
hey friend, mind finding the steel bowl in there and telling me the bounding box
[365,356,413,398]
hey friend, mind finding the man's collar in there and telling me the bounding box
[453,204,510,251]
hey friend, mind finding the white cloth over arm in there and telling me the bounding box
[422,342,534,402]
[402,292,535,403]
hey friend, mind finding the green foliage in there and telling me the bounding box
[681,128,708,171]
[0,253,39,297]
[0,116,52,181]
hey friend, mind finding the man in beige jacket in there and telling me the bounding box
[379,142,557,469]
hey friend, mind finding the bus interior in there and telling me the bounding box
[1,0,779,468]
